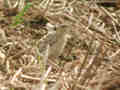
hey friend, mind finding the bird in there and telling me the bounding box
[48,24,71,59]
[38,24,71,60]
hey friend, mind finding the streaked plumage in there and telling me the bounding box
[38,24,71,59]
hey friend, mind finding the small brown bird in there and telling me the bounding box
[38,24,71,59]
[48,25,71,59]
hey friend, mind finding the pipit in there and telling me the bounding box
[38,24,71,60]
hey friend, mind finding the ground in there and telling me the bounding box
[0,0,120,90]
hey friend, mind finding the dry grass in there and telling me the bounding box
[0,0,120,90]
